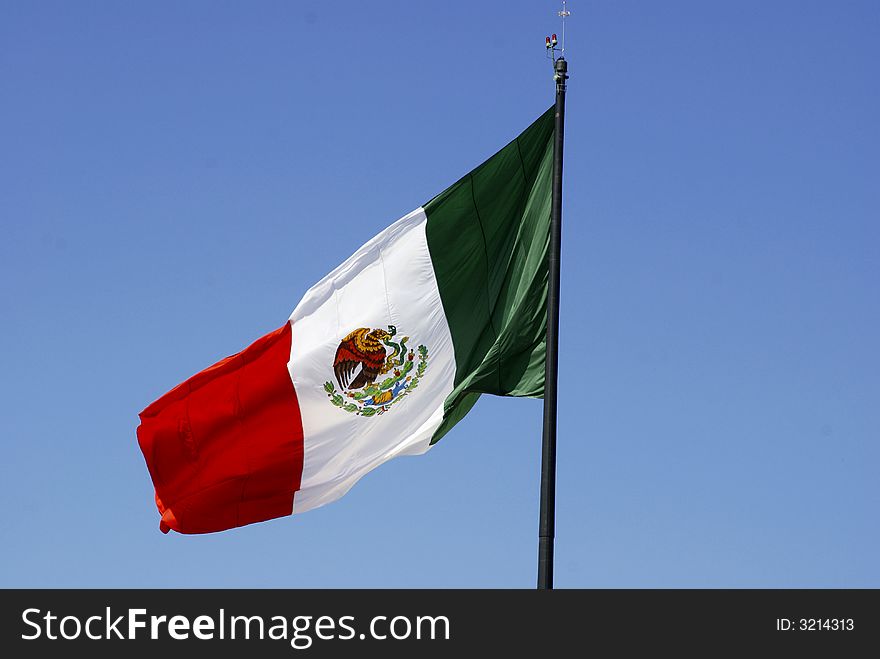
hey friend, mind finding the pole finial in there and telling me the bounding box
[557,0,570,54]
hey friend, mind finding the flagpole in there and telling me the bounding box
[538,54,567,590]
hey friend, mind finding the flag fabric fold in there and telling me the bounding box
[137,106,555,533]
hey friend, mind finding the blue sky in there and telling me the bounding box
[1,1,877,587]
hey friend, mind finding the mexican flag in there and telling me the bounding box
[138,107,555,534]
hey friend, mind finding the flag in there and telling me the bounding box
[137,107,555,533]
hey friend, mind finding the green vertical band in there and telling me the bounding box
[424,107,555,443]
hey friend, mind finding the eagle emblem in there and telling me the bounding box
[323,325,428,417]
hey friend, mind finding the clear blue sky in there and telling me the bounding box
[2,1,877,587]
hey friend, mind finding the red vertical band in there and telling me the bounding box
[137,323,304,534]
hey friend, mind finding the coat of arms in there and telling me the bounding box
[323,325,428,417]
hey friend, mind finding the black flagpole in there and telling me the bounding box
[538,54,567,590]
